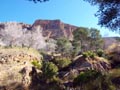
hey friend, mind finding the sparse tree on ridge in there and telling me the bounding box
[73,27,89,52]
[89,28,103,50]
[56,37,73,57]
[73,27,103,53]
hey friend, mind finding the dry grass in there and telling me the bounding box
[109,69,120,78]
[0,46,42,59]
[0,47,42,88]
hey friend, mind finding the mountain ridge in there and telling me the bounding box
[32,19,78,40]
[0,19,119,49]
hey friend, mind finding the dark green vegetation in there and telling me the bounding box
[73,70,117,90]
[28,27,120,90]
[74,70,102,84]
[73,27,103,54]
[85,0,120,32]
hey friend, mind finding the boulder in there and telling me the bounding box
[69,55,111,73]
[106,44,120,62]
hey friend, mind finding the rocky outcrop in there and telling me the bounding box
[72,56,110,72]
[0,47,42,90]
[106,43,120,54]
[106,44,120,68]
[59,55,111,81]
[103,37,120,49]
[32,19,77,40]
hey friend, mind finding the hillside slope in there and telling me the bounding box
[0,47,42,90]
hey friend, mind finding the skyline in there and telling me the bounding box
[0,0,120,37]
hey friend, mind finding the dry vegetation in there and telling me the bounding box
[0,47,42,89]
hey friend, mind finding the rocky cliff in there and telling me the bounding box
[32,19,78,40]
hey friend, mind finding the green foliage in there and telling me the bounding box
[32,60,42,69]
[73,70,117,90]
[82,51,96,58]
[42,62,58,79]
[89,28,103,50]
[96,49,104,57]
[46,77,64,90]
[73,27,89,52]
[101,75,116,90]
[72,41,81,57]
[73,27,103,52]
[85,0,120,31]
[56,37,72,56]
[57,37,69,46]
[74,70,102,84]
[51,76,62,83]
[73,27,89,41]
[55,57,71,68]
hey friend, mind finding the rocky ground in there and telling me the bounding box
[0,47,42,90]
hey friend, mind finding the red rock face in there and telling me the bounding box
[32,19,78,40]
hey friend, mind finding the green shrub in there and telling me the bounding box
[42,62,58,80]
[55,57,71,68]
[74,70,102,84]
[96,49,104,57]
[73,70,116,90]
[82,51,96,58]
[50,76,62,84]
[32,60,42,69]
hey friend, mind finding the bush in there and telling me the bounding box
[74,70,102,84]
[54,57,71,69]
[82,51,96,58]
[73,70,116,90]
[32,60,42,69]
[42,62,58,80]
[96,49,104,57]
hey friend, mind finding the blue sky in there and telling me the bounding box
[0,0,120,37]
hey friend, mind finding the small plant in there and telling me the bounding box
[42,62,58,80]
[54,57,71,69]
[82,51,96,58]
[32,60,42,69]
[96,49,104,57]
